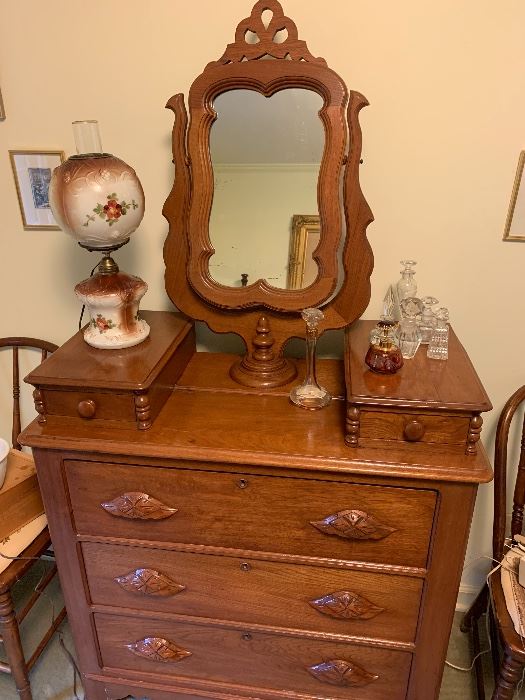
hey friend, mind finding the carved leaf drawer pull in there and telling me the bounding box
[100,492,178,520]
[308,658,379,687]
[115,568,186,597]
[126,637,192,663]
[310,509,396,541]
[309,590,384,620]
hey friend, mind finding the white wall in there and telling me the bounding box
[1,0,524,596]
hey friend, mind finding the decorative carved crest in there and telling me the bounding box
[115,568,186,597]
[309,590,385,620]
[310,509,396,541]
[100,492,178,520]
[308,658,379,687]
[126,637,192,663]
[212,0,327,66]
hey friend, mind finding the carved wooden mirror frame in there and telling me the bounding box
[163,0,373,388]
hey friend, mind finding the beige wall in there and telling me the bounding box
[1,0,524,598]
[210,164,318,287]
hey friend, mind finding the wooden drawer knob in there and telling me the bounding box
[77,399,96,419]
[403,419,425,442]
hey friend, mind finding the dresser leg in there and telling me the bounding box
[82,677,111,700]
[0,590,32,700]
[493,652,523,699]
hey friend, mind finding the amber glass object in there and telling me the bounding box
[365,320,404,374]
[289,308,331,410]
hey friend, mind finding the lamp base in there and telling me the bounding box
[82,317,150,350]
[75,265,150,350]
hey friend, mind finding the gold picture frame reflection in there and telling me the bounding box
[287,214,320,289]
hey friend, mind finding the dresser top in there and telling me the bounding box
[345,320,492,414]
[25,311,193,391]
[20,311,492,484]
[21,348,492,485]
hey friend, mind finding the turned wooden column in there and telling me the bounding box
[0,589,31,700]
[493,652,524,700]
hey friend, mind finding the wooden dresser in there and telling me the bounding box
[20,2,492,697]
[20,311,492,700]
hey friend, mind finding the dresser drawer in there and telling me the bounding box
[82,542,422,643]
[44,389,136,424]
[94,612,412,699]
[357,409,470,446]
[66,460,436,568]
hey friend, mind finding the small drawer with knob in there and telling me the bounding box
[350,409,471,448]
[82,542,422,642]
[66,460,436,568]
[94,612,412,699]
[41,389,137,426]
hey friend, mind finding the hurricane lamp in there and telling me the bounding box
[49,120,149,349]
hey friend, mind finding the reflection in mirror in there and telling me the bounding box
[209,88,324,289]
[287,214,320,289]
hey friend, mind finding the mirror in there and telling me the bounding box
[164,0,373,387]
[208,88,324,289]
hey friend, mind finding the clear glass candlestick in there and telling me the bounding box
[290,308,331,410]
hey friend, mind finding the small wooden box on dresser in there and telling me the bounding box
[21,312,492,700]
[20,2,493,698]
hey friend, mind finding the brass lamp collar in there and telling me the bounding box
[98,255,119,275]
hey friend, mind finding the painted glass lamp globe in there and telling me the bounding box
[49,120,149,349]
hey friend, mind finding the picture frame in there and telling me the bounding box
[287,214,321,289]
[9,150,65,230]
[0,87,5,121]
[503,150,525,242]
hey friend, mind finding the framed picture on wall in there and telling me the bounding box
[9,150,65,230]
[503,150,525,242]
[0,87,5,121]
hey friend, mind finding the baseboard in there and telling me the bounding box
[456,584,480,612]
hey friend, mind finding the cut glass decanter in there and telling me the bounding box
[419,296,439,344]
[397,260,417,303]
[427,307,450,360]
[398,297,423,359]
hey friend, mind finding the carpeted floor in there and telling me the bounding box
[0,564,515,699]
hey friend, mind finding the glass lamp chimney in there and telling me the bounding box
[72,120,103,156]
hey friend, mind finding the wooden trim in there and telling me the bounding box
[77,534,428,579]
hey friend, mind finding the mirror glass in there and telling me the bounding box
[208,88,324,289]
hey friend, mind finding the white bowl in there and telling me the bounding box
[0,438,9,489]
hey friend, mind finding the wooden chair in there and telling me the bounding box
[0,338,66,700]
[462,385,525,700]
